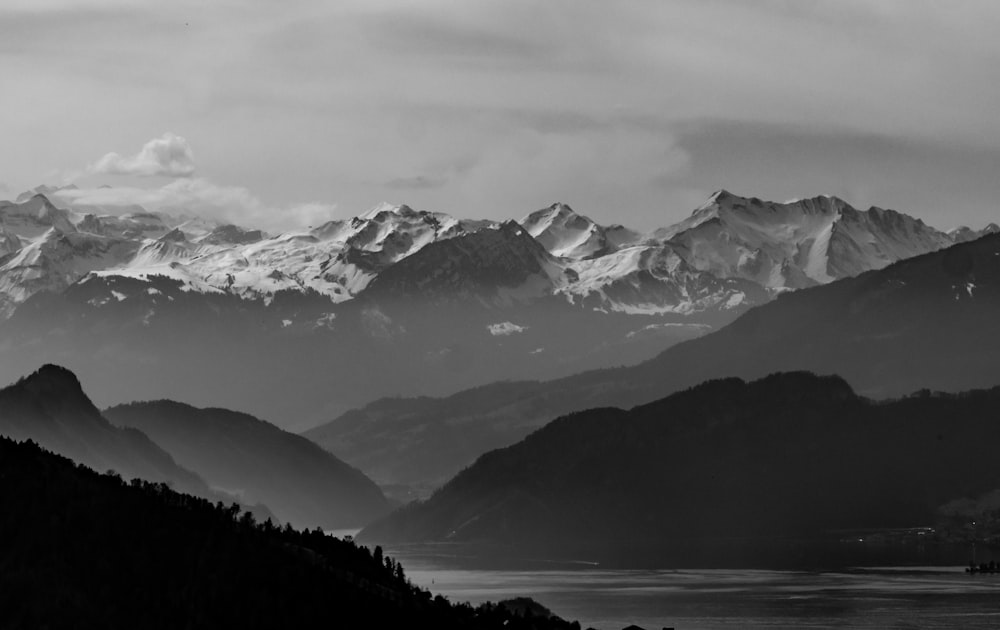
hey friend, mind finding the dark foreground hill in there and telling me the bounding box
[309,234,1000,494]
[0,365,275,521]
[0,436,582,630]
[360,372,1000,565]
[0,365,211,499]
[105,400,389,529]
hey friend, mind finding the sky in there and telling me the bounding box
[2,0,999,232]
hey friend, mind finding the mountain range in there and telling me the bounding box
[1,186,990,430]
[0,364,212,500]
[2,187,992,318]
[306,233,1000,493]
[104,400,389,527]
[359,371,1000,566]
[0,366,388,529]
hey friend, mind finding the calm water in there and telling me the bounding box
[388,548,1000,630]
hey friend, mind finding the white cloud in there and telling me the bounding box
[89,132,195,178]
[54,178,338,232]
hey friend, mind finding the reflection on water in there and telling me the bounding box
[387,547,1000,630]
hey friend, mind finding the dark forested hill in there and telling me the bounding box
[105,400,389,529]
[309,234,1000,494]
[360,372,1000,564]
[0,365,277,521]
[0,436,581,630]
[0,365,211,498]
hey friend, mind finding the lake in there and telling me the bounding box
[388,546,1000,630]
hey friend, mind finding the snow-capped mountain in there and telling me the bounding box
[949,223,1000,243]
[362,221,568,305]
[0,194,150,316]
[15,183,77,205]
[1,184,994,432]
[649,190,952,288]
[0,194,77,238]
[520,202,641,259]
[544,191,956,314]
[0,187,990,321]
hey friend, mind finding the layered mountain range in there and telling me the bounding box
[308,233,1000,492]
[0,365,389,529]
[105,400,389,527]
[0,364,213,500]
[0,186,993,430]
[359,372,1000,566]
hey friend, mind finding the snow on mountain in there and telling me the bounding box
[0,187,992,321]
[0,227,140,317]
[544,190,963,315]
[71,203,497,306]
[76,212,175,240]
[361,221,567,305]
[949,223,1000,243]
[520,202,639,259]
[647,190,952,290]
[0,194,77,238]
[559,243,768,315]
[14,184,77,206]
[488,321,528,336]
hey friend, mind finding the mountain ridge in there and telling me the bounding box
[0,188,985,319]
[306,233,1000,492]
[0,364,216,501]
[0,188,992,431]
[358,371,1000,566]
[104,399,390,528]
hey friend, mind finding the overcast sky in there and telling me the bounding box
[2,0,999,231]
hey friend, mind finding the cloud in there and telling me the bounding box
[385,175,448,190]
[89,132,195,177]
[54,177,338,232]
[6,2,1000,230]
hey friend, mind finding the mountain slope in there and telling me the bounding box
[105,400,389,528]
[0,365,211,498]
[651,191,949,287]
[521,202,640,259]
[360,221,567,305]
[360,372,1000,564]
[0,436,578,630]
[308,234,1000,492]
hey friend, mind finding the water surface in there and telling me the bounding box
[390,549,1000,629]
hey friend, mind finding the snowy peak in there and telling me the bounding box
[15,184,77,206]
[0,225,141,317]
[318,202,491,262]
[949,223,1000,244]
[361,220,561,304]
[0,194,77,238]
[359,201,415,221]
[76,212,173,240]
[653,191,951,290]
[520,202,639,260]
[197,224,265,246]
[159,228,188,244]
[520,202,605,259]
